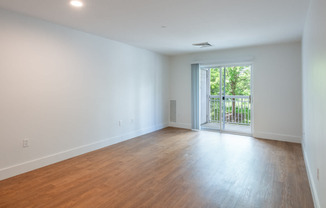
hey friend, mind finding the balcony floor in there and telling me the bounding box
[201,122,251,134]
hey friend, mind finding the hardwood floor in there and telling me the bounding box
[0,128,313,208]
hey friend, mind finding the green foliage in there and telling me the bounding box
[210,68,220,95]
[210,66,251,96]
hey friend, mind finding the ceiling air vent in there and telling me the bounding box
[192,42,212,48]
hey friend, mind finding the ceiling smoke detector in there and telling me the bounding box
[192,42,212,48]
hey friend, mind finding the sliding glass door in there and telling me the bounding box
[201,65,252,135]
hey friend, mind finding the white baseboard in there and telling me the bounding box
[302,146,320,208]
[0,123,168,181]
[168,122,191,129]
[253,131,302,143]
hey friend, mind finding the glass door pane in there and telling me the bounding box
[223,66,252,134]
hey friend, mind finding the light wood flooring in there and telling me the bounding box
[0,127,313,208]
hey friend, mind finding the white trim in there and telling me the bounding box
[168,122,192,129]
[253,131,302,143]
[194,57,255,67]
[0,123,168,181]
[302,146,320,208]
[199,61,254,69]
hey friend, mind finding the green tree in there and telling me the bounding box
[210,66,250,96]
[210,68,220,95]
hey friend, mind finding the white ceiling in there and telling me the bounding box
[0,0,310,55]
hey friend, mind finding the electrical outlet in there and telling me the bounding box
[23,139,29,148]
[119,120,122,127]
[317,168,320,181]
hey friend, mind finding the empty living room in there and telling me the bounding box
[0,0,325,207]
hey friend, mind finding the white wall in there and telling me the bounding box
[0,9,170,180]
[302,0,326,207]
[169,42,302,143]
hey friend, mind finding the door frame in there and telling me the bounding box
[199,62,254,135]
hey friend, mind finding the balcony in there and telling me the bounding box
[201,95,251,134]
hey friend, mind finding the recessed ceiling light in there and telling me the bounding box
[70,0,83,7]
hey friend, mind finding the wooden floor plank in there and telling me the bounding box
[0,128,314,208]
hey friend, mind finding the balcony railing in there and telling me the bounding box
[209,95,251,125]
